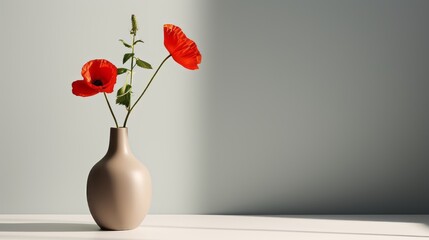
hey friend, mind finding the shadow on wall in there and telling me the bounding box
[201,0,429,214]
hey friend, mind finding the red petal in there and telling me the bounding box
[103,79,115,93]
[81,60,100,81]
[164,24,185,54]
[72,80,99,97]
[171,41,202,70]
[164,24,202,70]
[80,59,117,93]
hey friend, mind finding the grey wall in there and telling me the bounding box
[0,0,429,214]
[202,0,429,214]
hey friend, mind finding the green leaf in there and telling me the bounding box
[134,40,144,45]
[117,68,128,75]
[123,53,134,64]
[116,84,132,108]
[119,39,132,48]
[136,59,152,69]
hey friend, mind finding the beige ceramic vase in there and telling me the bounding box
[87,127,152,231]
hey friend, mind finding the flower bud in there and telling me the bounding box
[130,14,138,35]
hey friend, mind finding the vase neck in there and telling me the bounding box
[106,127,132,155]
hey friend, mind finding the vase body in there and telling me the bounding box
[87,127,152,230]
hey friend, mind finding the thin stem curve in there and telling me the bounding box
[104,92,119,128]
[123,54,171,127]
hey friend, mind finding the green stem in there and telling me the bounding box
[129,34,136,86]
[122,54,171,127]
[103,92,119,128]
[128,34,136,110]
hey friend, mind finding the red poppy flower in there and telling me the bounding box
[72,59,117,97]
[164,24,202,70]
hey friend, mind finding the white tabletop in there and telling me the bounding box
[0,214,428,239]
